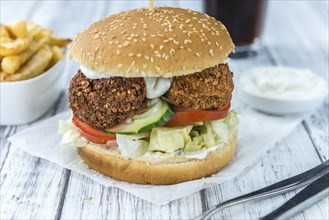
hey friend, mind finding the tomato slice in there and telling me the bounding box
[72,117,116,144]
[165,103,230,127]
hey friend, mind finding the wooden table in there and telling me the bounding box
[1,1,328,219]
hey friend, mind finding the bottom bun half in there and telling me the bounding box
[77,132,237,185]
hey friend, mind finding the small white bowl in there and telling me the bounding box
[0,57,67,125]
[238,88,327,115]
[237,67,328,115]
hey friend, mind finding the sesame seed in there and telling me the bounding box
[209,49,214,57]
[144,55,150,60]
[109,41,113,45]
[133,39,138,43]
[118,64,123,68]
[159,45,164,50]
[187,48,192,52]
[155,53,161,58]
[220,46,223,50]
[150,57,154,62]
[155,66,161,71]
[118,45,122,48]
[185,19,191,23]
[142,38,146,42]
[184,39,192,44]
[165,55,170,60]
[195,52,201,57]
[216,42,219,46]
[95,46,99,51]
[207,41,212,45]
[150,44,155,49]
[170,48,176,54]
[131,61,136,66]
[121,31,126,35]
[136,53,142,57]
[183,65,186,70]
[128,53,134,57]
[143,64,148,69]
[173,40,179,45]
[116,50,120,55]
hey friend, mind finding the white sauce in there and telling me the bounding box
[80,65,172,99]
[80,65,110,79]
[184,144,224,159]
[239,67,327,100]
[144,77,172,99]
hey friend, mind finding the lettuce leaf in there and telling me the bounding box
[149,126,193,152]
[58,119,87,147]
[148,110,239,153]
[116,133,149,157]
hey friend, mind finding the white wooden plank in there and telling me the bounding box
[204,125,328,220]
[0,150,69,219]
[59,172,204,219]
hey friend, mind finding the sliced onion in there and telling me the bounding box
[133,99,163,120]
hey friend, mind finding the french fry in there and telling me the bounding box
[48,45,64,68]
[0,36,32,56]
[4,45,53,81]
[49,36,71,47]
[0,25,10,38]
[0,21,70,82]
[0,71,11,81]
[1,38,48,73]
[6,21,27,38]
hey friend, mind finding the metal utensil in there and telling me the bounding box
[194,160,329,220]
[261,172,329,220]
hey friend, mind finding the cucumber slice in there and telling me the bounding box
[104,100,174,134]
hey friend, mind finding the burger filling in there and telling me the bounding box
[59,64,238,159]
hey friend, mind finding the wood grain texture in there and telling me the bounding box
[0,1,328,219]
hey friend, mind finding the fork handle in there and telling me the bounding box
[260,172,329,220]
[194,160,329,220]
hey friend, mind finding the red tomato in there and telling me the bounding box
[72,117,116,144]
[165,103,230,127]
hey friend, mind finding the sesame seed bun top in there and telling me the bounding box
[69,7,234,78]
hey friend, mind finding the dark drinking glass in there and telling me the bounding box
[205,0,268,58]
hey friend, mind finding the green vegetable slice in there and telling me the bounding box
[104,99,174,134]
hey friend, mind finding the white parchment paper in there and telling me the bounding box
[8,107,305,205]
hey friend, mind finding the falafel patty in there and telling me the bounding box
[68,71,146,130]
[164,64,234,109]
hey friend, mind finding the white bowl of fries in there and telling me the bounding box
[0,21,70,125]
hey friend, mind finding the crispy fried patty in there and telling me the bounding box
[68,71,146,130]
[164,64,233,109]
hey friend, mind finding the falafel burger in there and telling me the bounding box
[58,7,238,185]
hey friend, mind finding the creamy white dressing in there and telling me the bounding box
[184,143,224,159]
[80,65,110,79]
[80,65,172,99]
[144,77,172,99]
[239,67,328,100]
